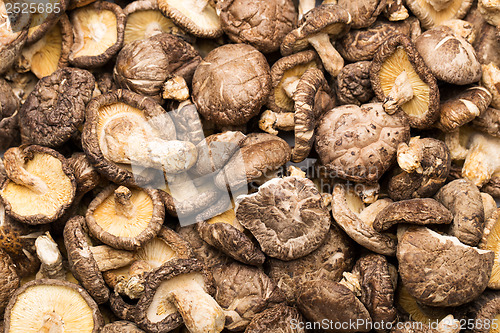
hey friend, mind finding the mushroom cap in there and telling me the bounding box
[281,4,351,56]
[114,33,201,100]
[460,291,500,333]
[397,226,494,307]
[102,321,145,333]
[64,216,110,304]
[335,61,374,106]
[0,248,19,315]
[26,0,69,44]
[315,103,410,183]
[4,278,104,333]
[82,89,176,187]
[192,43,272,127]
[244,303,306,333]
[69,1,126,68]
[212,262,285,331]
[337,20,413,62]
[218,0,297,53]
[415,26,481,85]
[158,0,222,38]
[0,145,76,224]
[297,280,372,333]
[370,34,440,129]
[291,67,334,163]
[267,224,355,303]
[67,152,102,197]
[0,13,29,75]
[267,50,322,113]
[483,176,500,199]
[405,0,473,29]
[19,68,95,147]
[236,176,331,261]
[0,78,20,151]
[336,0,387,29]
[86,185,164,251]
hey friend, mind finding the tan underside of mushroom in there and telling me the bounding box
[299,0,316,19]
[71,8,117,57]
[124,10,181,44]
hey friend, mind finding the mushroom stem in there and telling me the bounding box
[355,183,380,204]
[162,76,190,101]
[166,172,199,202]
[3,147,49,195]
[38,312,64,333]
[259,110,295,135]
[281,76,300,98]
[397,137,424,174]
[114,186,136,219]
[298,0,316,20]
[288,166,306,178]
[426,0,454,12]
[339,272,362,296]
[383,70,414,114]
[462,133,500,187]
[114,260,151,299]
[89,245,136,271]
[307,33,344,77]
[35,233,65,280]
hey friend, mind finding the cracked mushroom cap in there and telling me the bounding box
[102,321,145,333]
[0,248,19,316]
[406,0,473,29]
[0,145,76,224]
[26,0,68,44]
[218,0,297,53]
[297,279,372,333]
[69,1,126,68]
[268,224,355,303]
[0,78,20,151]
[86,185,164,251]
[370,34,440,129]
[114,33,201,101]
[434,179,485,247]
[18,13,74,79]
[158,0,222,38]
[0,1,29,75]
[267,50,322,113]
[244,303,306,333]
[64,216,136,304]
[134,258,223,333]
[479,208,500,289]
[4,279,104,333]
[82,89,182,187]
[192,43,271,127]
[197,205,266,266]
[332,185,397,255]
[336,0,387,29]
[19,68,95,147]
[336,61,374,106]
[397,226,494,307]
[415,26,481,85]
[236,175,331,261]
[315,103,410,183]
[212,262,285,331]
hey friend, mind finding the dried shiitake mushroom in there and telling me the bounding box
[0,1,30,75]
[479,208,500,289]
[86,185,164,251]
[19,67,95,147]
[315,103,410,183]
[0,78,20,150]
[4,279,104,332]
[335,61,374,106]
[0,248,19,315]
[18,14,73,79]
[395,284,450,325]
[236,173,331,261]
[397,226,494,307]
[336,0,387,29]
[371,34,439,129]
[192,43,271,127]
[0,145,76,224]
[478,0,500,28]
[218,0,297,53]
[384,0,410,21]
[459,291,500,333]
[69,1,126,68]
[102,321,145,333]
[281,4,351,77]
[244,303,306,333]
[481,63,500,110]
[405,0,473,29]
[26,0,68,44]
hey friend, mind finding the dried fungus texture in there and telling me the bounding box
[0,78,20,151]
[19,68,95,147]
[244,303,306,333]
[336,0,387,29]
[336,61,374,106]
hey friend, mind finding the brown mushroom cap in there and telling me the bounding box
[0,7,29,75]
[434,179,485,246]
[336,61,374,106]
[337,0,387,29]
[102,321,145,333]
[268,225,355,302]
[405,0,473,29]
[0,78,20,151]
[415,26,481,85]
[86,185,164,251]
[69,1,125,68]
[481,63,500,110]
[459,291,500,333]
[370,34,440,129]
[192,43,271,127]
[218,0,297,53]
[315,103,410,183]
[297,279,372,333]
[19,68,95,147]
[26,0,69,44]
[212,262,285,331]
[397,226,494,307]
[0,248,19,315]
[4,278,104,333]
[0,145,76,224]
[158,0,222,38]
[244,303,306,333]
[236,175,331,261]
[373,198,453,232]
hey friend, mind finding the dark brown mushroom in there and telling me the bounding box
[69,1,126,68]
[434,179,485,246]
[0,248,19,316]
[0,78,20,151]
[458,291,500,333]
[336,61,374,106]
[405,0,473,29]
[370,34,440,129]
[397,226,494,307]
[26,0,68,44]
[102,321,145,333]
[0,3,29,75]
[218,0,297,53]
[315,103,410,183]
[336,0,387,29]
[192,43,271,127]
[244,303,306,333]
[281,4,351,77]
